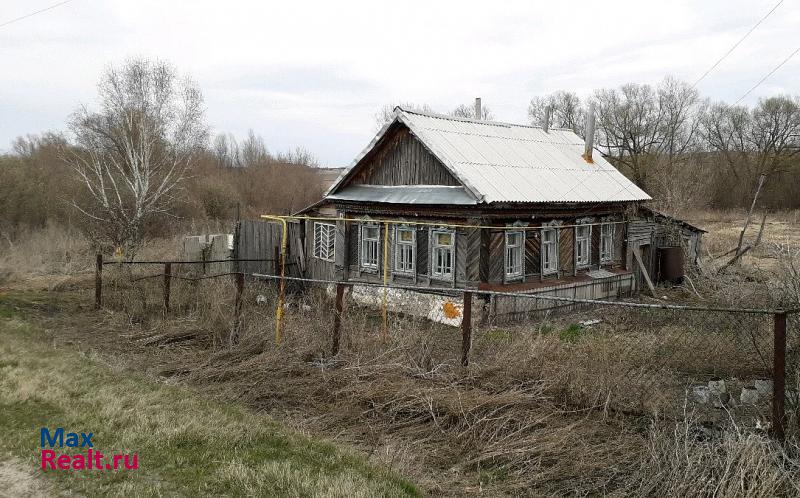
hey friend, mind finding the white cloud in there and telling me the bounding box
[1,0,798,165]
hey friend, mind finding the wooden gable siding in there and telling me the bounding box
[349,127,460,187]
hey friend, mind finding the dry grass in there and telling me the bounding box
[0,223,92,285]
[686,208,800,274]
[631,418,800,497]
[34,273,797,496]
[5,213,800,496]
[0,304,418,497]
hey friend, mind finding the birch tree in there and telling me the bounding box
[65,59,207,256]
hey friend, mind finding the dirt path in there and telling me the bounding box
[0,456,54,498]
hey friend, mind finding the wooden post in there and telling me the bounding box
[163,262,172,313]
[461,291,473,366]
[233,272,245,341]
[773,311,787,442]
[332,283,345,356]
[95,253,103,309]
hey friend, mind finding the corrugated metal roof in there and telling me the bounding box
[328,185,478,205]
[328,108,651,204]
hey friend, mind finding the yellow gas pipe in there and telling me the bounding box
[261,215,288,345]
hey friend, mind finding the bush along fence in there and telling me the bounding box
[94,253,800,442]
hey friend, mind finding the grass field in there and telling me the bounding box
[0,292,418,497]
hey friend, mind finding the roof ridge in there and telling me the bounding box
[395,106,574,132]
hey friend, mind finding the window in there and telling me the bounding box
[431,230,454,279]
[504,231,524,279]
[576,225,591,267]
[360,224,380,271]
[394,227,415,273]
[600,223,614,263]
[541,228,558,274]
[313,222,335,262]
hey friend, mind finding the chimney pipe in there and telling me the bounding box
[583,103,595,163]
[542,105,552,133]
[474,97,482,120]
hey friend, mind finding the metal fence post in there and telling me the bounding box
[332,283,345,356]
[95,253,103,309]
[774,311,787,442]
[163,262,172,313]
[462,291,473,366]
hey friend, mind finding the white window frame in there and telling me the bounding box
[575,225,591,267]
[541,228,558,275]
[600,223,614,263]
[504,230,524,280]
[360,223,380,271]
[313,222,335,262]
[430,229,455,280]
[393,226,415,274]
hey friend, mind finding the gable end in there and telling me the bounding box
[343,124,460,188]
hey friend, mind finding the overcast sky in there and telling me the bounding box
[1,0,798,166]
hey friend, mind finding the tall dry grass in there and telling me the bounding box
[0,223,92,284]
[85,274,800,496]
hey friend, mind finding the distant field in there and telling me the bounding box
[687,208,800,271]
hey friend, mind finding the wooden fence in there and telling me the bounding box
[233,219,305,277]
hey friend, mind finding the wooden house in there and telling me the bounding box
[296,104,697,321]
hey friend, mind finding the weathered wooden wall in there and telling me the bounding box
[234,220,303,277]
[559,227,575,277]
[349,127,460,187]
[338,221,470,288]
[304,220,336,281]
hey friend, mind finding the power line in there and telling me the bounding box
[0,0,73,30]
[692,0,784,88]
[734,45,800,104]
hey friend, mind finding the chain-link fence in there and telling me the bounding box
[95,257,797,440]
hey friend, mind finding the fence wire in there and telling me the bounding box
[99,263,795,437]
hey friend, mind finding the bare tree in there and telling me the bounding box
[275,146,320,168]
[65,58,208,256]
[375,100,494,129]
[213,133,241,168]
[700,95,800,202]
[374,102,434,129]
[591,77,702,191]
[449,103,494,121]
[527,91,584,133]
[240,129,270,167]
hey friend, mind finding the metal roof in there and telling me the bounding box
[328,185,478,205]
[640,206,707,233]
[328,108,651,205]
